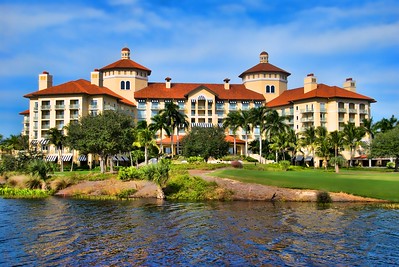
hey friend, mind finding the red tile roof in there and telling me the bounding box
[156,135,184,145]
[19,109,29,115]
[225,135,245,144]
[267,83,376,107]
[134,82,265,101]
[100,59,151,74]
[24,79,136,107]
[239,62,291,78]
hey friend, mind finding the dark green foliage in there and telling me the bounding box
[279,160,291,171]
[116,188,138,199]
[26,159,54,180]
[181,127,229,161]
[164,174,232,201]
[371,127,399,172]
[187,156,204,164]
[25,177,44,189]
[317,191,332,204]
[117,159,171,186]
[118,167,144,181]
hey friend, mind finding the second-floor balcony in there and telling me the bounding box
[69,104,80,109]
[300,108,314,114]
[41,105,51,110]
[349,109,357,114]
[89,104,98,110]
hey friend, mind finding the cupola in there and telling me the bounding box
[121,47,130,59]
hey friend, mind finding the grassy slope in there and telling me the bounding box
[211,169,399,202]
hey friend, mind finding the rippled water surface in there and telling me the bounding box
[1,198,399,266]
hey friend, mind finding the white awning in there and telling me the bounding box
[78,155,87,161]
[61,154,73,161]
[45,155,58,162]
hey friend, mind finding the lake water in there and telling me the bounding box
[1,198,399,266]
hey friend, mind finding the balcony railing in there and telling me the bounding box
[320,117,327,122]
[69,104,80,109]
[338,108,347,113]
[301,117,314,122]
[104,105,116,111]
[89,104,98,110]
[55,104,65,109]
[41,115,50,120]
[70,115,79,120]
[349,109,357,114]
[41,105,51,110]
[300,109,314,113]
[359,109,368,114]
[197,106,206,110]
[338,118,345,122]
[41,125,50,130]
[320,108,327,113]
[56,115,64,120]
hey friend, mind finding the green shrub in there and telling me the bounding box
[279,160,291,171]
[165,174,232,201]
[27,160,54,180]
[329,156,347,168]
[118,167,144,181]
[25,177,44,189]
[0,187,50,199]
[245,156,258,162]
[316,191,332,204]
[116,188,138,199]
[221,155,243,161]
[386,162,395,169]
[187,156,204,164]
[53,177,75,191]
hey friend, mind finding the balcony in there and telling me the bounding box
[338,108,347,113]
[69,104,80,109]
[23,117,30,123]
[70,115,79,120]
[56,115,64,120]
[320,117,327,122]
[55,104,65,110]
[320,108,327,113]
[41,115,50,120]
[349,109,357,114]
[300,109,314,114]
[197,106,206,110]
[41,124,50,130]
[338,117,345,122]
[301,117,314,122]
[41,105,51,110]
[359,109,368,114]
[33,106,38,111]
[89,104,98,110]
[349,118,355,123]
[104,105,116,111]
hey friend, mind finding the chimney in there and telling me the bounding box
[38,71,53,90]
[304,73,317,93]
[91,69,103,86]
[165,77,172,89]
[224,78,230,90]
[343,77,356,92]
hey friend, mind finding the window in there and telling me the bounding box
[229,102,237,110]
[271,85,275,93]
[242,102,249,110]
[138,101,146,109]
[121,81,125,90]
[126,81,130,90]
[266,85,270,93]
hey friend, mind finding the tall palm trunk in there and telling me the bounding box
[259,134,262,164]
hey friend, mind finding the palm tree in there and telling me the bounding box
[362,117,376,140]
[249,106,269,163]
[265,110,289,139]
[342,122,366,167]
[223,111,242,155]
[160,102,188,156]
[329,130,344,173]
[237,109,252,156]
[133,128,157,165]
[47,127,66,172]
[300,126,317,166]
[315,126,329,169]
[375,115,398,133]
[149,113,171,155]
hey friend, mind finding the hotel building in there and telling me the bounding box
[20,48,375,163]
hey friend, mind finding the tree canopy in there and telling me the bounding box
[66,110,134,173]
[371,126,399,171]
[181,127,229,161]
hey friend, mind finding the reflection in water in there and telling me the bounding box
[0,198,398,266]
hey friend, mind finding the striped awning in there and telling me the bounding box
[304,156,313,162]
[40,139,50,145]
[121,155,129,161]
[61,154,73,161]
[45,155,58,162]
[295,155,304,162]
[31,140,38,145]
[78,155,87,161]
[191,122,214,128]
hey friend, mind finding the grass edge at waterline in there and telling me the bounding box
[210,168,399,202]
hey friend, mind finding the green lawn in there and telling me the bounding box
[210,168,399,202]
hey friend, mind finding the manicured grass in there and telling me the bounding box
[210,168,399,202]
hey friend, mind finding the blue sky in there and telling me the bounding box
[1,0,398,137]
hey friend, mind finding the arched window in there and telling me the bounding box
[271,85,275,93]
[126,81,130,90]
[121,81,125,90]
[266,85,270,93]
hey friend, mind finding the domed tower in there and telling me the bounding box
[95,47,152,103]
[239,51,290,102]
